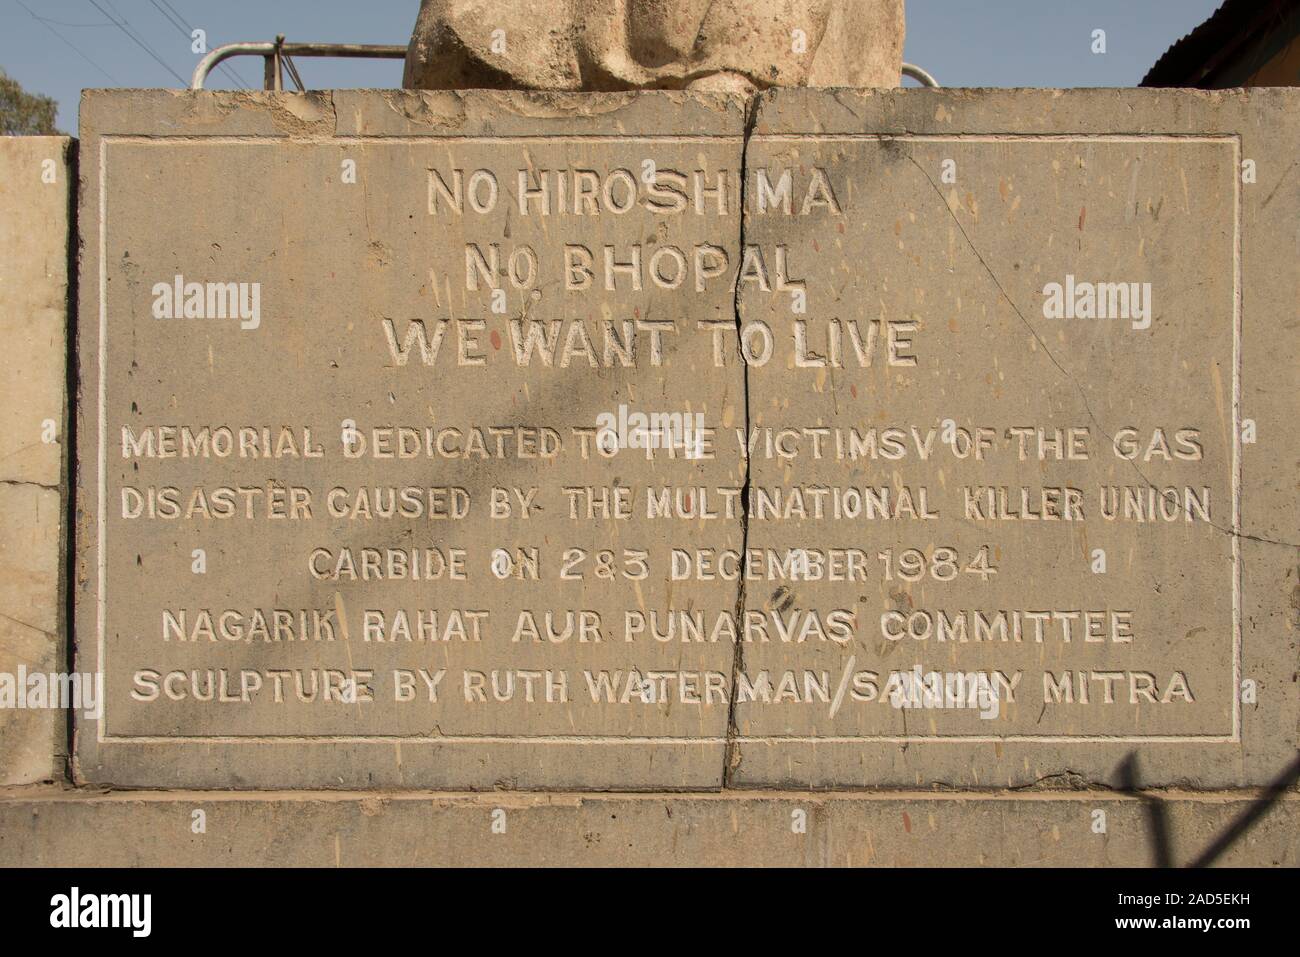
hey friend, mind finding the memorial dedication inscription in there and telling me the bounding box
[75,89,1299,789]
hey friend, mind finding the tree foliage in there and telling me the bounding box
[0,68,60,135]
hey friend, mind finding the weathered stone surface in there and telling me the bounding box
[72,87,1298,796]
[0,137,69,488]
[0,136,71,786]
[75,89,747,789]
[0,786,1295,866]
[0,486,64,785]
[731,88,1299,789]
[403,0,906,92]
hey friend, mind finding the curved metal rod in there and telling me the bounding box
[191,41,408,90]
[192,42,276,89]
[901,62,939,87]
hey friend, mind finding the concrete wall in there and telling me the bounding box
[0,136,72,786]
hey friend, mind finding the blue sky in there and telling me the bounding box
[2,0,1224,134]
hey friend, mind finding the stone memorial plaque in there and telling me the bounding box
[75,88,1297,791]
[75,90,748,788]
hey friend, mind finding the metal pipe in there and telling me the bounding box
[193,42,274,89]
[261,51,276,92]
[192,41,408,90]
[901,62,940,87]
[193,41,937,91]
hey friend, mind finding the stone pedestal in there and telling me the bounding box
[0,87,1297,865]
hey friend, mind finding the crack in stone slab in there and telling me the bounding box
[721,94,760,788]
[0,479,60,492]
